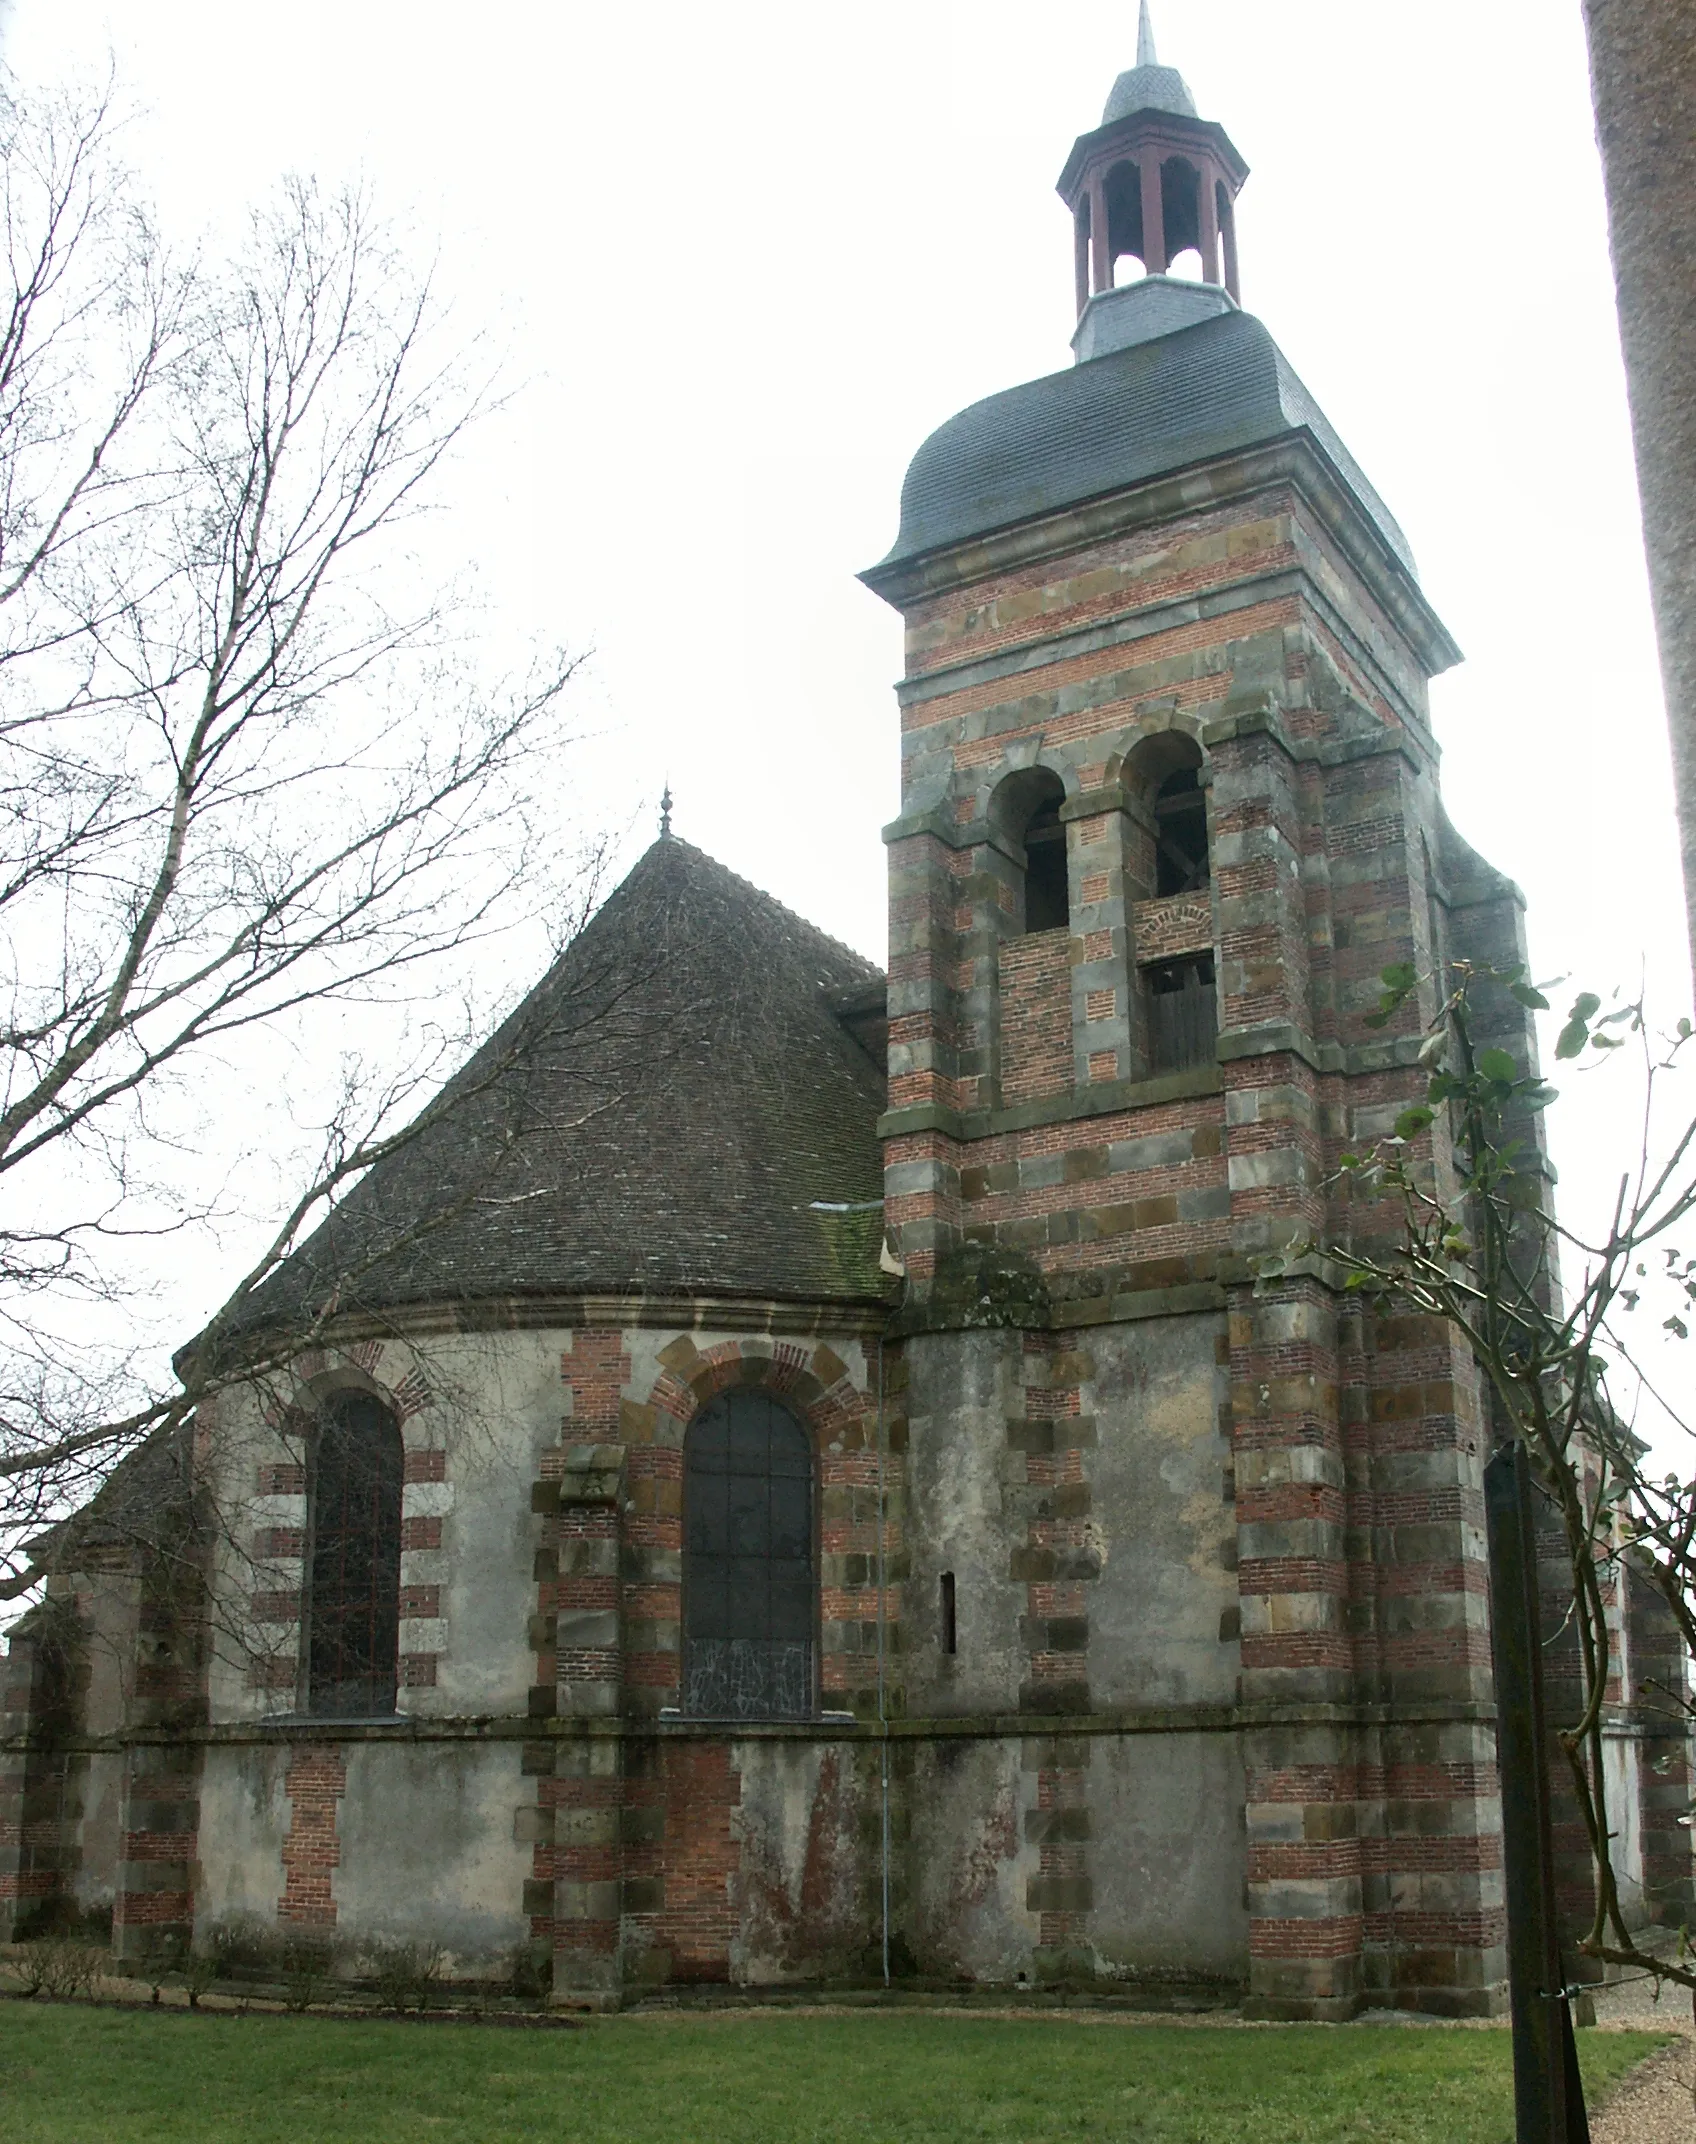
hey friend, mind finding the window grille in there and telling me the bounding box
[683,1390,815,1720]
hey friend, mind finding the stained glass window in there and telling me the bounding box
[306,1391,403,1717]
[682,1390,815,1720]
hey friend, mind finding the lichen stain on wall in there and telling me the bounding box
[947,1765,1020,1917]
[1176,1484,1232,1581]
[908,1740,1035,1983]
[731,1743,874,1983]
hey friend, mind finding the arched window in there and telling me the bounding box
[1159,157,1202,264]
[306,1391,403,1718]
[683,1390,814,1720]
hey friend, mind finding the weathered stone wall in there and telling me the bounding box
[168,1316,902,1990]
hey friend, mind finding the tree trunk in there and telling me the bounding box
[1583,0,1696,985]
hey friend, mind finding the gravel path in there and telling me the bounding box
[1591,1970,1695,2144]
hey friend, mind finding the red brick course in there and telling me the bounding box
[278,1748,346,1926]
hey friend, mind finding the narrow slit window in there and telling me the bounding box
[940,1571,957,1657]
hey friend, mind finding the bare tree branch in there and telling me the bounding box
[0,80,618,1604]
[1267,958,1696,1994]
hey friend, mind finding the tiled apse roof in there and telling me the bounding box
[871,308,1416,580]
[247,839,891,1323]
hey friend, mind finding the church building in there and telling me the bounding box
[6,18,1690,2019]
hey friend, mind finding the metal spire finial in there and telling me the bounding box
[659,782,673,839]
[1137,0,1158,67]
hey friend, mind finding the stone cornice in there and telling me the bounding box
[248,1290,893,1353]
[878,1064,1224,1143]
[16,1693,1556,1756]
[866,433,1461,682]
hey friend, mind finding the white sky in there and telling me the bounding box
[6,0,1692,1429]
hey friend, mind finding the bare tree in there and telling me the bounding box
[1270,957,1696,1994]
[0,78,609,1600]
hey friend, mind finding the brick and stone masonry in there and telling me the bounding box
[864,285,1530,2008]
[7,25,1692,2016]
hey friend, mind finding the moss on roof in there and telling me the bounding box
[250,839,892,1323]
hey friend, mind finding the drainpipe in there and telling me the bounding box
[875,1331,890,1989]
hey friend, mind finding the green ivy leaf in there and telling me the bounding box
[1509,981,1551,1011]
[1665,1315,1689,1341]
[1394,1106,1435,1141]
[1554,1017,1590,1061]
[1571,992,1602,1023]
[1477,1048,1518,1082]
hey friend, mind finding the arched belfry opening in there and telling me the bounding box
[1104,160,1144,285]
[1154,763,1210,895]
[1158,157,1203,276]
[987,765,1075,1107]
[993,767,1069,934]
[1125,730,1210,888]
[1124,731,1217,1074]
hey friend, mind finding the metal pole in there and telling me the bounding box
[1484,1441,1590,2143]
[875,1334,890,1988]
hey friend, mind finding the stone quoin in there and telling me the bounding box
[5,11,1691,2016]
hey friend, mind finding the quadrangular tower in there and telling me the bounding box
[862,19,1534,2019]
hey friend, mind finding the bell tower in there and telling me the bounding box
[864,11,1539,2019]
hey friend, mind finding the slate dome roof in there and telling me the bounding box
[868,308,1415,583]
[1102,63,1197,121]
[239,839,891,1329]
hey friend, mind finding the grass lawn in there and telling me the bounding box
[0,2003,1667,2144]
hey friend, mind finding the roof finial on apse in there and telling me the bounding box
[659,782,673,839]
[1137,0,1159,68]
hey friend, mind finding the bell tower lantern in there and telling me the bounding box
[1057,2,1248,308]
